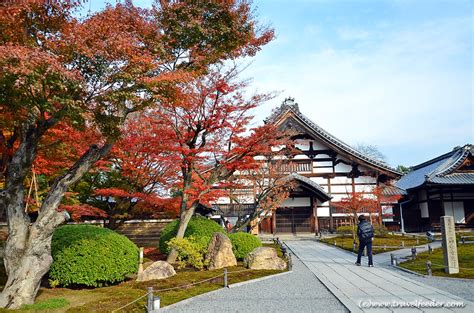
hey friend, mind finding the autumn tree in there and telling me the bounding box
[0,0,272,308]
[228,148,298,233]
[73,114,180,228]
[332,185,401,239]
[144,65,282,263]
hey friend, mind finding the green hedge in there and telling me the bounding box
[228,232,262,260]
[375,225,389,237]
[336,225,354,235]
[49,225,138,287]
[159,216,225,254]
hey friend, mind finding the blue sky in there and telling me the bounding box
[83,0,473,167]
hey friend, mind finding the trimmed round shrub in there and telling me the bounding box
[336,225,354,235]
[228,232,262,260]
[49,225,139,287]
[159,216,225,254]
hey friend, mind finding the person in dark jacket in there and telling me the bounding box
[355,215,374,267]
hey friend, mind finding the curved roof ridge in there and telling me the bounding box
[428,144,472,179]
[283,172,332,201]
[268,102,401,176]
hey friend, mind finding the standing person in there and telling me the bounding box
[225,219,233,232]
[355,215,374,267]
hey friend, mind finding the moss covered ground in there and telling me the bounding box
[320,234,429,254]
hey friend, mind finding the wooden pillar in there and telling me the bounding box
[314,198,319,234]
[440,187,445,215]
[328,177,333,232]
[272,211,277,235]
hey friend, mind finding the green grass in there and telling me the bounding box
[399,244,474,279]
[0,264,283,312]
[456,232,474,242]
[21,298,69,311]
[62,264,283,312]
[320,234,429,254]
[0,244,286,312]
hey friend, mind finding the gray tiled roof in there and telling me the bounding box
[283,173,332,202]
[266,99,401,177]
[396,144,473,190]
[428,173,474,185]
[381,185,408,196]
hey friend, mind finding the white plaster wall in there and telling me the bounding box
[310,177,327,184]
[354,185,373,193]
[335,163,352,173]
[330,177,352,184]
[314,167,333,174]
[317,207,330,216]
[330,185,352,194]
[215,197,231,204]
[236,195,254,203]
[419,202,429,218]
[330,194,346,201]
[313,160,333,167]
[354,176,377,184]
[295,155,310,160]
[443,202,465,223]
[295,140,310,150]
[312,141,329,150]
[281,197,311,207]
[382,205,394,221]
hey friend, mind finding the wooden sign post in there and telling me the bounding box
[440,216,459,274]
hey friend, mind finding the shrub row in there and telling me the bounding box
[161,216,262,268]
[336,224,389,237]
[49,217,261,287]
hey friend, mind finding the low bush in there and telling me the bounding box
[229,232,262,260]
[49,225,139,287]
[336,225,354,235]
[375,225,389,237]
[159,216,225,254]
[167,236,208,270]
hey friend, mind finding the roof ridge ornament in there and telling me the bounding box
[282,97,300,113]
[264,97,300,124]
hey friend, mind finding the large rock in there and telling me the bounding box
[244,247,287,270]
[137,261,176,282]
[206,232,237,270]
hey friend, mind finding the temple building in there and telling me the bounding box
[395,144,474,232]
[211,98,402,234]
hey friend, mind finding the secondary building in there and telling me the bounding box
[395,144,474,232]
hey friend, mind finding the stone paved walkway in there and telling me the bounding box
[287,241,473,312]
[162,252,347,312]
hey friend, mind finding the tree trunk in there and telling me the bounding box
[1,141,114,309]
[0,212,66,308]
[166,201,197,263]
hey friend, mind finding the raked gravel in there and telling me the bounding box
[162,255,347,313]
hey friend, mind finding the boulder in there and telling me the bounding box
[244,247,287,270]
[206,232,237,270]
[137,261,176,282]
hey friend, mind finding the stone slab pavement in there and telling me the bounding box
[287,241,473,313]
[162,251,347,313]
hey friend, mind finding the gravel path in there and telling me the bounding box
[374,244,474,303]
[163,255,347,313]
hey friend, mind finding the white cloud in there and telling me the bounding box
[245,16,473,166]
